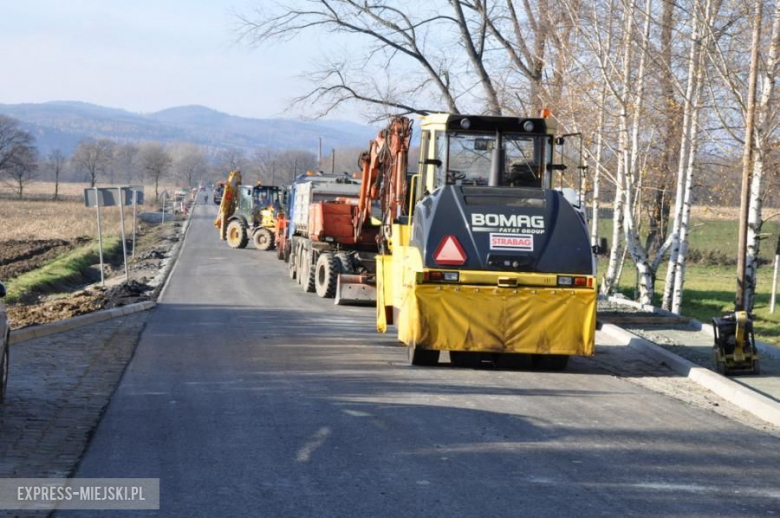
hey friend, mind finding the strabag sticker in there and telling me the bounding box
[490,233,533,251]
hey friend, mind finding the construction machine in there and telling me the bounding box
[712,312,760,375]
[361,113,598,369]
[213,170,285,250]
[283,172,379,303]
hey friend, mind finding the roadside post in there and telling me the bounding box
[130,186,144,259]
[161,190,168,224]
[771,235,779,314]
[85,186,145,287]
[91,187,105,286]
[116,187,129,282]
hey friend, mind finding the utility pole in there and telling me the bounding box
[318,137,322,168]
[331,148,335,174]
[735,0,763,311]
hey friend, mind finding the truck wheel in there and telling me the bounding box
[301,252,316,293]
[295,248,304,285]
[315,253,340,298]
[253,228,274,251]
[408,345,439,366]
[336,252,355,274]
[532,354,569,371]
[288,251,297,280]
[226,220,248,249]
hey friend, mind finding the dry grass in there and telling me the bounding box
[0,199,137,241]
[1,181,185,200]
[0,181,187,241]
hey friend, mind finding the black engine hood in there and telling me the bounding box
[410,186,593,275]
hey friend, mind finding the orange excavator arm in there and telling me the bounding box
[354,116,413,245]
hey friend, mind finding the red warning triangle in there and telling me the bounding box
[434,236,467,265]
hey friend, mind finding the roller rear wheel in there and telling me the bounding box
[531,354,569,371]
[449,351,481,369]
[408,345,439,366]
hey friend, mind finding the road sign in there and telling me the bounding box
[83,186,146,286]
[84,187,144,208]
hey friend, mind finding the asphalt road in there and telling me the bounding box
[72,200,780,517]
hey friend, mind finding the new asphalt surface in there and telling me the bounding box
[71,200,780,517]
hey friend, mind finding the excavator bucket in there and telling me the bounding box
[334,274,376,306]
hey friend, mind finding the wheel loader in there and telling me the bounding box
[214,170,285,250]
[363,114,599,370]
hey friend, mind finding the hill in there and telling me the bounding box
[0,101,377,154]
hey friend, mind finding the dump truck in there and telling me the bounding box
[362,114,598,370]
[213,170,285,250]
[284,172,377,303]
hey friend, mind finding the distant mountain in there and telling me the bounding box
[0,101,378,155]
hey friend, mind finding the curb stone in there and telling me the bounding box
[9,301,156,345]
[605,295,780,361]
[601,322,780,428]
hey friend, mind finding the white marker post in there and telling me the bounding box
[132,189,138,260]
[116,187,129,282]
[94,187,105,287]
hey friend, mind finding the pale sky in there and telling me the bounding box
[0,0,352,120]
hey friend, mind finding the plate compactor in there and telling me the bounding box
[712,311,760,375]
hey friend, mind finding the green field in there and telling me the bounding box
[597,218,780,347]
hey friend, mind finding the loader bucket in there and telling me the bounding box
[335,274,376,306]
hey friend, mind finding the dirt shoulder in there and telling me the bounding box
[7,212,189,330]
[0,238,90,280]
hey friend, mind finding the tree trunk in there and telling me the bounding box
[735,0,763,311]
[589,0,616,249]
[599,1,631,296]
[670,0,713,314]
[623,0,655,305]
[590,90,605,247]
[601,180,624,295]
[646,0,678,256]
[53,169,59,201]
[663,0,703,310]
[745,0,780,311]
